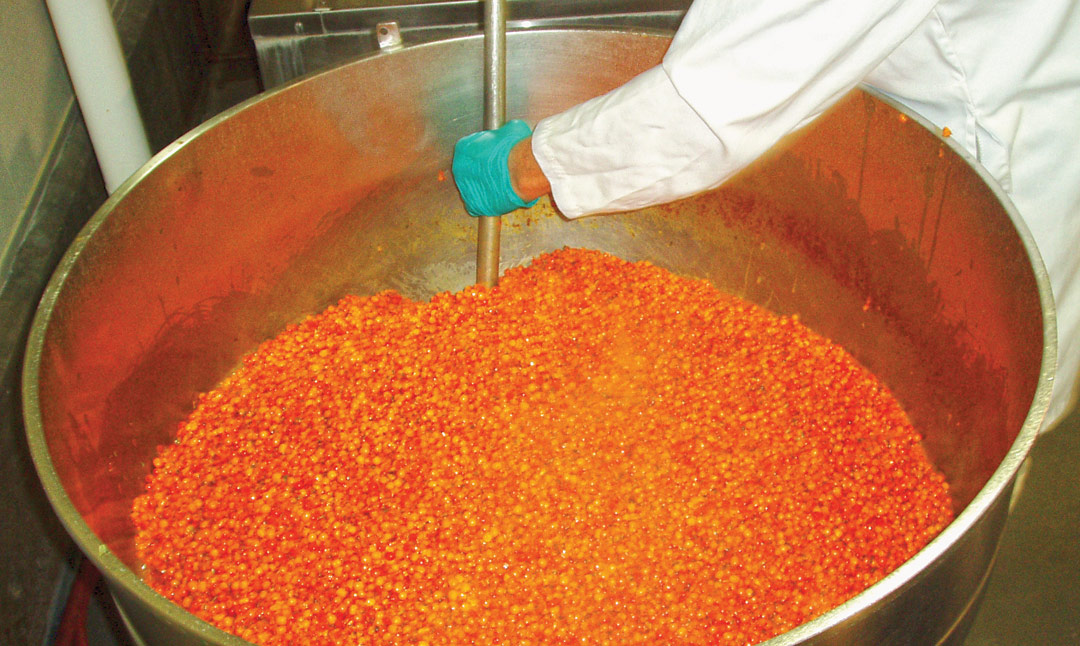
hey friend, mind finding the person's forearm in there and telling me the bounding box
[663,0,939,157]
[529,0,939,219]
[508,137,551,203]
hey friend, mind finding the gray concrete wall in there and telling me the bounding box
[0,1,76,281]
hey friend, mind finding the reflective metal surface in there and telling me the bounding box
[23,30,1054,646]
[248,0,692,86]
[477,0,507,285]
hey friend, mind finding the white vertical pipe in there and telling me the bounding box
[46,0,153,194]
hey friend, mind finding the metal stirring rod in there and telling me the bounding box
[476,0,507,287]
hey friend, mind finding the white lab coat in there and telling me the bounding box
[532,0,1080,430]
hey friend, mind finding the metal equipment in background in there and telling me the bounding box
[248,0,691,87]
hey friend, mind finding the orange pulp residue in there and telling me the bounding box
[133,248,953,646]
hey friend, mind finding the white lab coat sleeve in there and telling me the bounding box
[532,0,940,219]
[531,66,730,218]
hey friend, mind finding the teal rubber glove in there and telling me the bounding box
[452,119,540,217]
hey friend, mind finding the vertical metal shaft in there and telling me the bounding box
[476,0,507,287]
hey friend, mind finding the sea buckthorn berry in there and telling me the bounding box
[133,248,952,646]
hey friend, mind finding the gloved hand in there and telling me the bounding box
[452,119,540,217]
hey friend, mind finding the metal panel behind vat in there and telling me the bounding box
[249,0,690,86]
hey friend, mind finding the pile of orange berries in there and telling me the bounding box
[133,248,953,646]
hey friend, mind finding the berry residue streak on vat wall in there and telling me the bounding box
[133,248,953,646]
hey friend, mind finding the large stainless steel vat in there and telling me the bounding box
[23,29,1054,646]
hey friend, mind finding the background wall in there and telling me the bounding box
[1,5,103,642]
[0,0,75,280]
